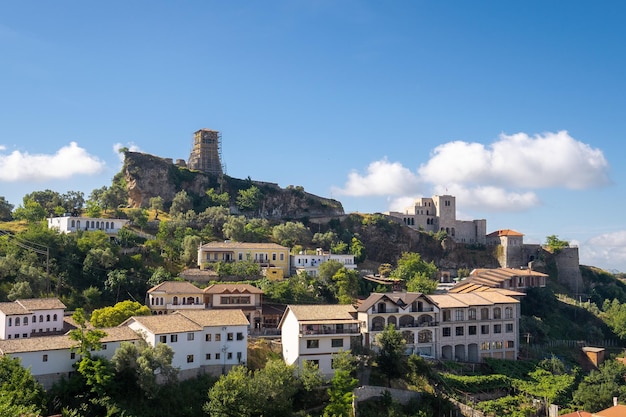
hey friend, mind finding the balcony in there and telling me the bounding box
[166,303,206,310]
[301,324,360,336]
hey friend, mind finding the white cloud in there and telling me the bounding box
[0,142,105,182]
[113,142,141,162]
[333,158,421,196]
[333,131,609,213]
[579,230,626,272]
[419,131,610,189]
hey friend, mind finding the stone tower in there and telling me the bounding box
[187,129,223,175]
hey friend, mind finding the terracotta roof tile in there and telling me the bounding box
[148,281,204,294]
[286,304,357,322]
[199,241,288,250]
[204,283,263,294]
[17,298,66,311]
[174,309,249,327]
[125,314,202,334]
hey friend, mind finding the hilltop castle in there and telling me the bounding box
[386,195,487,244]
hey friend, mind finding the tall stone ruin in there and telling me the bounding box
[187,129,223,175]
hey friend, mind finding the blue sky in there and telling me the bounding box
[1,1,625,272]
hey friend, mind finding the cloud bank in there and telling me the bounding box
[333,131,609,212]
[0,142,105,182]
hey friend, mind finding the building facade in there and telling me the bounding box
[0,298,66,340]
[197,241,291,278]
[146,281,205,315]
[385,195,486,244]
[279,304,360,377]
[291,249,357,277]
[47,216,129,237]
[187,129,223,175]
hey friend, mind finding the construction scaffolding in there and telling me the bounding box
[187,129,223,175]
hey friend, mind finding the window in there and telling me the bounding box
[505,307,513,319]
[15,317,20,326]
[22,333,27,338]
[53,314,58,321]
[215,353,220,360]
[205,334,212,342]
[102,344,107,350]
[272,253,277,261]
[468,326,477,335]
[455,310,464,321]
[159,335,167,344]
[480,342,490,351]
[493,308,501,319]
[236,332,244,341]
[43,354,48,362]
[307,339,319,349]
[71,352,76,360]
[481,325,489,335]
[418,330,432,343]
[237,352,242,361]
[227,352,232,360]
[206,354,211,360]
[442,309,451,322]
[505,323,514,333]
[170,334,178,343]
[39,315,43,322]
[442,327,451,337]
[187,333,194,341]
[7,318,11,327]
[506,341,515,348]
[227,332,233,341]
[215,334,221,342]
[331,339,344,348]
[494,324,502,334]
[24,317,28,325]
[238,252,243,260]
[480,308,489,320]
[280,253,284,261]
[455,326,464,336]
[14,334,18,339]
[187,355,194,363]
[468,308,476,320]
[492,341,503,349]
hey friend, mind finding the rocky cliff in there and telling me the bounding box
[122,151,344,219]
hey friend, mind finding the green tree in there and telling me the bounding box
[68,308,107,357]
[375,324,406,386]
[390,252,438,294]
[349,236,366,263]
[333,268,359,304]
[312,231,338,250]
[0,356,45,415]
[205,365,253,417]
[170,190,193,216]
[272,221,312,247]
[378,263,393,277]
[319,260,344,282]
[206,188,230,208]
[12,199,46,222]
[7,281,33,301]
[105,269,129,303]
[181,234,202,265]
[545,235,569,253]
[149,196,164,219]
[223,215,247,241]
[236,186,262,212]
[323,368,358,417]
[85,199,102,218]
[90,300,151,327]
[127,208,149,230]
[572,360,626,412]
[147,266,172,287]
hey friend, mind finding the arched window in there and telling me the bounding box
[195,297,200,304]
[480,308,489,320]
[24,317,28,325]
[53,314,58,321]
[418,329,433,343]
[8,318,12,326]
[15,317,20,326]
[71,220,75,227]
[468,308,476,320]
[493,308,501,319]
[173,296,179,305]
[46,314,51,322]
[96,221,100,228]
[39,315,43,322]
[76,220,81,229]
[505,307,513,319]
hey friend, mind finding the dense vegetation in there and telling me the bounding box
[2,183,626,415]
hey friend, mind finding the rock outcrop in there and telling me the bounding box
[122,151,344,219]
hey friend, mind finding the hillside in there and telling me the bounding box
[123,151,344,220]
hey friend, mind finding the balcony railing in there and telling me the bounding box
[301,326,360,336]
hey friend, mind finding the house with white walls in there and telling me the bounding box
[278,304,360,377]
[0,298,66,340]
[122,309,249,379]
[47,215,129,238]
[0,326,140,389]
[291,248,357,277]
[357,292,440,358]
[146,281,205,315]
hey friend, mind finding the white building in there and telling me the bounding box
[123,309,249,379]
[291,248,357,277]
[47,215,129,237]
[0,298,66,340]
[385,194,487,244]
[357,292,440,358]
[0,326,140,389]
[279,304,360,377]
[146,281,206,315]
